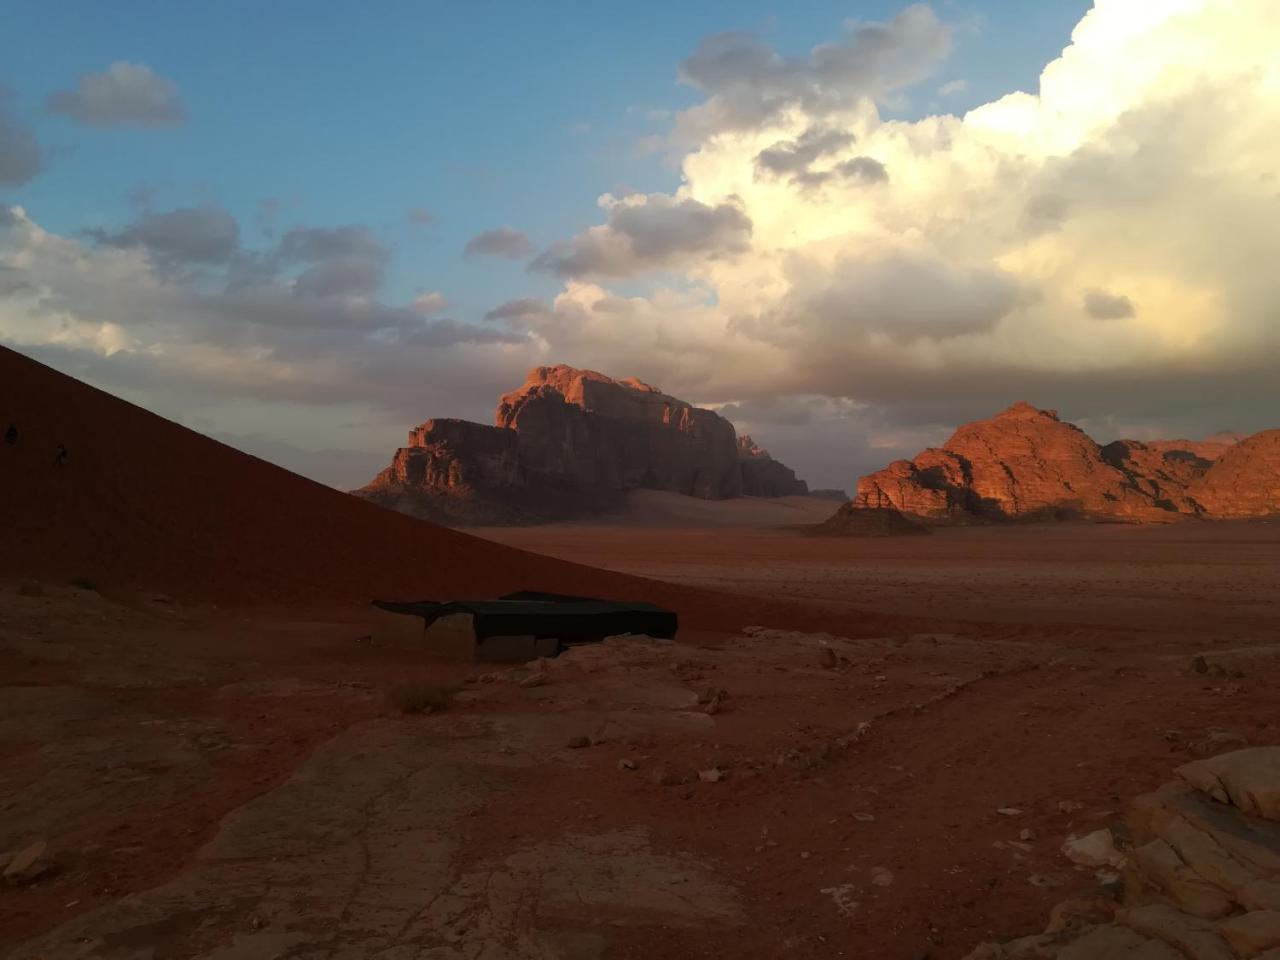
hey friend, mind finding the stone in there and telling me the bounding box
[649,764,691,787]
[819,646,838,668]
[519,674,547,688]
[1021,829,1038,841]
[1059,800,1086,814]
[356,365,812,523]
[1063,829,1126,868]
[617,759,636,771]
[1047,898,1117,934]
[567,736,591,749]
[1218,911,1280,957]
[1118,904,1235,960]
[1177,748,1280,821]
[3,840,50,885]
[1129,838,1236,919]
[870,866,894,887]
[736,435,808,497]
[999,807,1025,817]
[1188,431,1280,519]
[833,402,1274,526]
[816,503,930,537]
[698,768,723,783]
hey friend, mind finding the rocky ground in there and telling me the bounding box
[4,519,1280,958]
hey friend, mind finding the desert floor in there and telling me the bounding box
[4,506,1280,959]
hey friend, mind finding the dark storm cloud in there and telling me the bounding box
[531,195,752,279]
[0,85,43,186]
[464,227,532,260]
[678,5,952,136]
[47,62,185,128]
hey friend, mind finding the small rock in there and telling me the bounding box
[1061,829,1125,868]
[566,736,591,749]
[1019,828,1036,841]
[870,866,894,887]
[698,768,723,783]
[800,851,811,860]
[696,686,727,704]
[1045,897,1116,934]
[519,674,546,688]
[4,841,50,886]
[649,764,691,787]
[1190,655,1208,674]
[1028,874,1060,888]
[853,812,877,823]
[1057,800,1085,814]
[997,807,1024,817]
[704,694,722,715]
[819,646,838,668]
[617,758,636,771]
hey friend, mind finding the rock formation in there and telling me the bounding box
[963,746,1280,960]
[814,504,928,537]
[736,435,809,497]
[1187,430,1280,519]
[357,365,811,524]
[841,402,1271,525]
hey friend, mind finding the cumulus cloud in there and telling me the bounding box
[464,227,531,259]
[0,84,42,185]
[411,291,448,314]
[511,0,1280,485]
[89,204,240,265]
[531,194,752,279]
[1083,289,1136,319]
[677,5,952,137]
[484,297,548,323]
[48,62,185,128]
[936,78,967,97]
[0,206,529,454]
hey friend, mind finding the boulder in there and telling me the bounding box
[1178,748,1280,822]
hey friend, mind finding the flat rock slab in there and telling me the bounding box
[10,718,742,959]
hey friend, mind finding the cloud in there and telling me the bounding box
[936,78,967,97]
[677,5,952,137]
[47,62,185,128]
[1083,289,1136,319]
[484,297,548,323]
[89,204,240,265]
[509,0,1280,487]
[464,227,531,259]
[531,194,752,279]
[411,291,448,314]
[0,85,42,186]
[407,207,434,225]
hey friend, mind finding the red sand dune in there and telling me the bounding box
[0,347,874,633]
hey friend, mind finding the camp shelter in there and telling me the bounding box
[369,591,678,662]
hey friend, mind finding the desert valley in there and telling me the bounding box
[4,346,1280,960]
[5,2,1280,958]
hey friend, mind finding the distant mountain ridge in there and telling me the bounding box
[842,402,1277,525]
[356,364,809,525]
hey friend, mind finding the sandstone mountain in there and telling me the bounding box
[842,402,1275,525]
[357,365,810,524]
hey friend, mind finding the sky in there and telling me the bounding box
[1,0,1277,493]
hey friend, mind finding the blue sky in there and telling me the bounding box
[2,1,1089,324]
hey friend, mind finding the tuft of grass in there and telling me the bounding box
[69,576,99,592]
[387,681,459,715]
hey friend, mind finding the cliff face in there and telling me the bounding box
[845,402,1266,525]
[736,435,809,498]
[357,365,810,523]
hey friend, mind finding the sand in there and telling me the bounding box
[4,345,1280,958]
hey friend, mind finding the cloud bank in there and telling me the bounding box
[48,62,185,128]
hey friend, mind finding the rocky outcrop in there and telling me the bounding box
[1188,431,1280,520]
[842,402,1266,525]
[736,435,809,497]
[814,504,928,537]
[963,747,1280,960]
[357,365,810,524]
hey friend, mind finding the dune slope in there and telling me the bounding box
[0,347,812,628]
